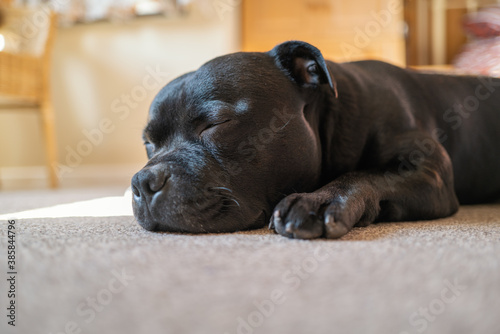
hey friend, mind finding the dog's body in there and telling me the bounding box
[132,41,500,239]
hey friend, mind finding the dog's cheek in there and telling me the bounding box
[278,129,322,192]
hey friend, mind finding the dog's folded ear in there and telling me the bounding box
[269,41,338,97]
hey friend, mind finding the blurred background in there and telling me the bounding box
[0,0,499,190]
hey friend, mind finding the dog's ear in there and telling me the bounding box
[269,40,338,98]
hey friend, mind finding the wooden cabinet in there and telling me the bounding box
[242,0,406,66]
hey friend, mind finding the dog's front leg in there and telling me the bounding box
[271,132,460,239]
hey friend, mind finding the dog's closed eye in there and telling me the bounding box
[199,119,232,136]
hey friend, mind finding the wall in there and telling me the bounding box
[243,0,406,66]
[0,6,240,186]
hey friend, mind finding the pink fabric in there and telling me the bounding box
[454,37,500,76]
[464,7,500,38]
[454,7,500,76]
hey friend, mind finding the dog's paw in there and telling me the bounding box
[270,193,325,239]
[270,192,379,239]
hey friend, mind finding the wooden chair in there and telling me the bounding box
[0,5,59,188]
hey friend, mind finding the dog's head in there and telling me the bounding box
[131,41,336,233]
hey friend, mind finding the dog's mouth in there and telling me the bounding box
[132,184,267,233]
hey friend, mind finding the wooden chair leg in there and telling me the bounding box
[40,101,59,188]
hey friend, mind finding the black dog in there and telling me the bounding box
[131,41,500,239]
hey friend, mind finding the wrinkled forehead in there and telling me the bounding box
[144,52,291,141]
[190,52,280,99]
[150,53,281,111]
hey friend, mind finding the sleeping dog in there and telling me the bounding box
[131,41,500,239]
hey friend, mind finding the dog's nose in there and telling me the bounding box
[131,166,170,200]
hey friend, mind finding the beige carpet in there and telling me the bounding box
[1,186,500,334]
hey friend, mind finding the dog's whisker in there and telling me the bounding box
[222,196,241,208]
[210,186,233,193]
[209,192,242,209]
[228,198,240,207]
